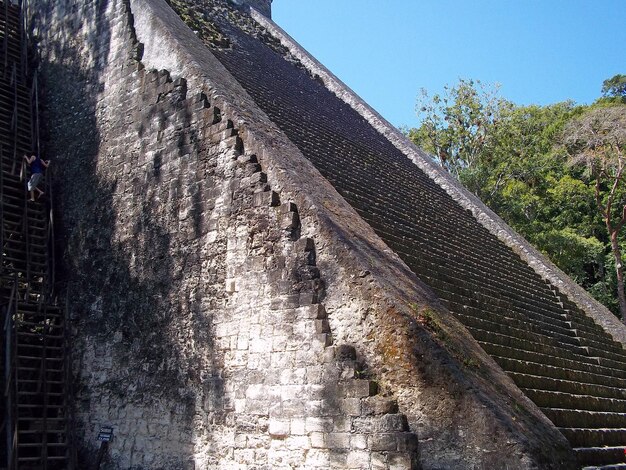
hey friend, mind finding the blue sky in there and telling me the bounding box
[272,1,626,128]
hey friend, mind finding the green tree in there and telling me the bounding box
[408,79,614,314]
[563,105,626,323]
[467,102,580,209]
[601,74,626,102]
[409,79,504,177]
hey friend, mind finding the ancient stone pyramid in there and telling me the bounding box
[36,0,626,468]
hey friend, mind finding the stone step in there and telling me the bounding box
[338,379,378,398]
[561,298,605,328]
[572,325,625,354]
[371,212,558,298]
[582,465,626,470]
[559,428,626,447]
[509,372,626,400]
[586,344,626,367]
[542,408,626,429]
[445,297,579,341]
[454,310,584,352]
[360,396,399,416]
[215,27,626,465]
[406,236,562,307]
[480,342,626,380]
[470,327,600,368]
[574,446,626,467]
[422,255,548,302]
[392,218,607,344]
[596,356,626,378]
[426,272,578,338]
[523,388,626,413]
[565,305,617,332]
[435,283,575,334]
[567,310,603,331]
[413,259,578,330]
[413,222,557,296]
[494,356,626,389]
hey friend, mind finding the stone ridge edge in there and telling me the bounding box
[128,0,431,332]
[250,8,626,345]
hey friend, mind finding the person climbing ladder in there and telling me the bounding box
[23,153,50,201]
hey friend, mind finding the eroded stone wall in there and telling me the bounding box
[33,0,586,468]
[36,0,419,468]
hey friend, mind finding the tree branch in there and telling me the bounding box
[615,205,626,234]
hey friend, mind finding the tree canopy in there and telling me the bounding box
[410,79,503,177]
[602,74,626,102]
[408,76,626,319]
[562,105,626,321]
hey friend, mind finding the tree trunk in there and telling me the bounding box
[609,232,626,324]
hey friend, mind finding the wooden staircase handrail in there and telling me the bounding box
[0,142,3,278]
[3,277,18,470]
[2,0,7,74]
[1,1,68,468]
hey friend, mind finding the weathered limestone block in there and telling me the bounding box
[36,0,589,468]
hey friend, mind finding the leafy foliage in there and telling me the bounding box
[562,105,626,321]
[601,74,626,103]
[408,77,626,319]
[410,79,504,177]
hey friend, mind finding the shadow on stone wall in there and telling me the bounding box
[37,1,223,467]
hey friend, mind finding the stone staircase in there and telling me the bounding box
[221,97,420,468]
[0,1,69,468]
[182,6,626,467]
[277,204,419,469]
